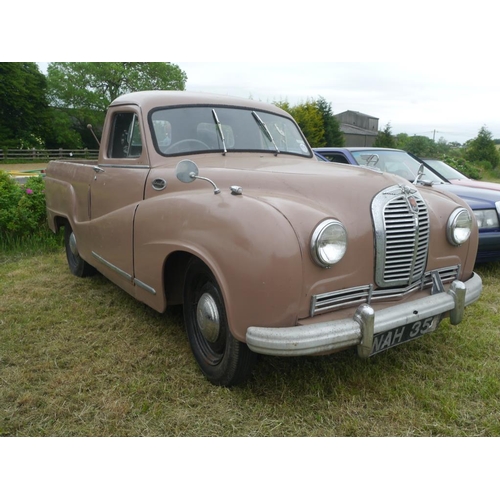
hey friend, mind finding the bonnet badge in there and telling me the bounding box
[400,184,419,214]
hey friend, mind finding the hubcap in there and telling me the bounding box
[69,232,79,257]
[196,293,220,343]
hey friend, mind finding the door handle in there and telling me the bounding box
[93,166,105,173]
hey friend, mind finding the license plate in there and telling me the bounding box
[370,316,440,356]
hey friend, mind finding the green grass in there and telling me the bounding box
[1,250,500,436]
[0,231,63,255]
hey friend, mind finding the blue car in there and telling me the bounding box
[314,147,500,264]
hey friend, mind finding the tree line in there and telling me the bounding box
[0,62,345,151]
[1,62,498,171]
[375,123,500,170]
[0,62,188,150]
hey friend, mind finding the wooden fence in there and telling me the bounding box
[1,148,99,161]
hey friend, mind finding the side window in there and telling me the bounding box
[153,120,172,152]
[324,153,349,164]
[108,113,143,159]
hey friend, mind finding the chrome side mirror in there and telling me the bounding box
[175,159,220,194]
[175,159,198,183]
[413,164,425,185]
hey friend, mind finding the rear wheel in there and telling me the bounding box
[183,259,257,386]
[64,223,97,277]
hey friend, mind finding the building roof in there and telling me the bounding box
[335,110,379,120]
[340,123,378,136]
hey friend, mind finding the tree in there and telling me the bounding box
[274,97,343,148]
[47,62,187,113]
[44,108,86,149]
[46,62,188,148]
[465,126,500,169]
[374,123,397,148]
[0,62,51,148]
[396,134,439,157]
[273,100,293,114]
[315,96,344,147]
[289,100,325,147]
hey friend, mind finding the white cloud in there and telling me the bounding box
[176,62,499,143]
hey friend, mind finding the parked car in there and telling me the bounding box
[43,95,482,386]
[314,147,500,263]
[314,151,328,162]
[421,158,500,192]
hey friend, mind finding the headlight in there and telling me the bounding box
[311,219,347,267]
[447,208,472,246]
[474,209,499,229]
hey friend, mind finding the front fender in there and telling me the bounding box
[132,190,304,341]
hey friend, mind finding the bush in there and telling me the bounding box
[441,155,482,180]
[0,171,61,252]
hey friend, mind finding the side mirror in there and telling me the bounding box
[175,159,198,183]
[413,164,425,185]
[175,159,220,194]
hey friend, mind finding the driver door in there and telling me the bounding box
[90,107,150,285]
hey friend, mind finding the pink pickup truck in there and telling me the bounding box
[45,91,482,386]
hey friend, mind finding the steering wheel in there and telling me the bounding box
[164,139,210,154]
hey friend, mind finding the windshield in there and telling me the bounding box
[350,150,445,184]
[422,159,467,180]
[150,106,311,157]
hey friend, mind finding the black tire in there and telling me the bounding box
[64,223,97,278]
[183,259,257,386]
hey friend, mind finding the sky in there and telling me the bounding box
[174,62,500,144]
[35,61,498,145]
[11,0,499,147]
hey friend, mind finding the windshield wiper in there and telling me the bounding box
[212,109,227,155]
[252,111,280,155]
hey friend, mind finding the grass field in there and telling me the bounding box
[2,160,500,437]
[0,163,48,172]
[1,249,499,437]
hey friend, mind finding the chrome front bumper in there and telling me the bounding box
[246,272,482,357]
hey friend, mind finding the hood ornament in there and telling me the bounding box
[400,184,419,214]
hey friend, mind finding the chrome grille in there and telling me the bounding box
[310,266,460,317]
[372,185,430,287]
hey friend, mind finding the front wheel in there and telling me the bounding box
[64,223,97,278]
[183,259,257,386]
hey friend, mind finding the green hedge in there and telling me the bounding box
[441,155,482,180]
[0,171,62,253]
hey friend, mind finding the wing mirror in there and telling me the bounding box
[175,160,220,194]
[413,163,432,186]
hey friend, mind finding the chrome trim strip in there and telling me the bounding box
[91,251,132,280]
[134,279,156,295]
[311,285,372,317]
[310,266,460,317]
[91,252,156,295]
[98,164,150,169]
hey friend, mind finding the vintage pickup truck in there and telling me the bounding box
[45,91,482,386]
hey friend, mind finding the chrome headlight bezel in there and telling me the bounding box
[473,209,500,229]
[447,208,472,246]
[310,219,347,268]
